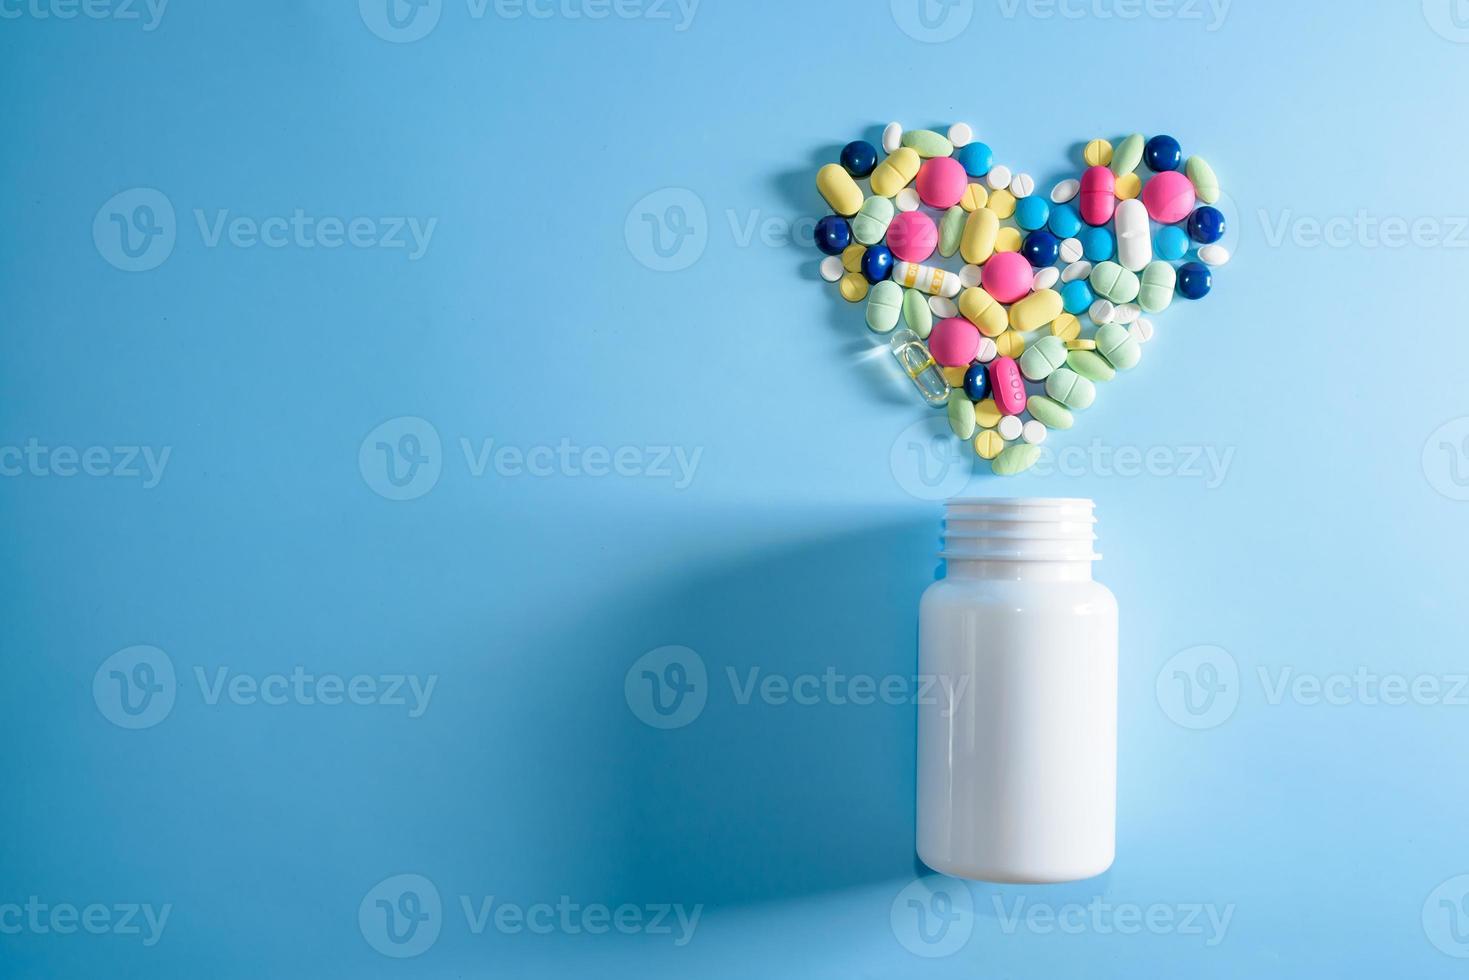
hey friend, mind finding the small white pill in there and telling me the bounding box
[1059,238,1084,263]
[1009,172,1035,198]
[1021,419,1048,445]
[1130,318,1155,343]
[947,122,973,148]
[1050,179,1080,204]
[998,415,1023,441]
[1199,244,1231,266]
[1113,303,1140,324]
[959,264,983,289]
[1032,266,1059,291]
[882,122,902,154]
[820,256,843,282]
[928,295,958,319]
[986,164,1012,190]
[975,337,998,363]
[1089,298,1116,324]
[895,188,921,212]
[1061,260,1093,283]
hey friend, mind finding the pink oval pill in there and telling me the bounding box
[981,251,1031,304]
[987,356,1028,416]
[1141,169,1197,224]
[885,211,938,263]
[928,317,980,367]
[1079,165,1116,226]
[915,156,967,209]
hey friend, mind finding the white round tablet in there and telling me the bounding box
[1059,238,1084,264]
[1199,244,1231,266]
[947,122,973,148]
[895,188,921,212]
[997,415,1023,441]
[1032,266,1059,291]
[975,337,998,363]
[1089,299,1116,324]
[959,264,983,288]
[882,122,902,154]
[1009,172,1035,198]
[1021,420,1048,445]
[986,164,1012,191]
[1050,179,1080,204]
[1130,318,1155,343]
[1113,303,1140,324]
[928,295,958,319]
[1061,260,1092,283]
[820,255,843,282]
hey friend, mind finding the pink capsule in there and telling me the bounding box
[1079,165,1116,226]
[987,356,1028,416]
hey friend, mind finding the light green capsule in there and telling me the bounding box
[992,443,1042,476]
[900,129,954,158]
[1186,155,1220,204]
[1095,322,1141,371]
[1046,367,1097,410]
[851,195,895,246]
[1138,260,1176,314]
[947,390,977,440]
[1067,349,1115,382]
[866,280,903,334]
[939,206,965,258]
[1026,395,1073,430]
[1018,335,1067,382]
[902,288,933,339]
[1089,261,1140,305]
[1110,133,1144,177]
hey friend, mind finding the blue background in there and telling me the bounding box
[4,0,1469,976]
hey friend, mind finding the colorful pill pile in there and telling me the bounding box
[814,125,1229,476]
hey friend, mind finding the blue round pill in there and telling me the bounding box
[1144,134,1182,172]
[1154,225,1190,261]
[1021,230,1060,268]
[1079,226,1114,262]
[1048,203,1082,239]
[1015,196,1051,232]
[861,244,894,283]
[840,140,878,179]
[1177,261,1212,299]
[1060,279,1094,315]
[1187,206,1226,244]
[814,214,851,256]
[955,142,993,178]
[963,363,989,401]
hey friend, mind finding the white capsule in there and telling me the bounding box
[895,188,921,212]
[1199,244,1231,266]
[1032,266,1059,291]
[1021,419,1048,445]
[928,295,958,319]
[1009,172,1036,198]
[1061,260,1093,283]
[1114,198,1152,272]
[998,415,1023,441]
[882,122,902,154]
[959,264,983,289]
[1129,318,1155,343]
[1113,303,1140,324]
[976,336,998,363]
[1089,298,1116,324]
[986,164,1013,190]
[893,260,961,298]
[820,256,843,282]
[947,122,973,148]
[1050,179,1080,204]
[1059,238,1084,263]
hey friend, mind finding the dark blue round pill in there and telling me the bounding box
[1144,134,1182,172]
[814,214,851,256]
[840,140,878,179]
[1187,206,1226,244]
[861,244,894,283]
[1021,230,1061,268]
[1177,261,1213,299]
[963,363,989,401]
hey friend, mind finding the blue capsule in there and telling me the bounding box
[1079,225,1114,262]
[1187,206,1226,244]
[1154,225,1190,261]
[861,244,894,283]
[1048,203,1082,239]
[1177,261,1213,299]
[814,215,851,256]
[1060,279,1094,315]
[963,363,989,401]
[1144,134,1182,172]
[1015,196,1051,232]
[1022,230,1060,268]
[840,140,878,179]
[955,142,993,178]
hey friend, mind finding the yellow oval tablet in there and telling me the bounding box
[841,244,866,273]
[1050,312,1081,342]
[1084,139,1113,167]
[870,147,921,197]
[816,163,862,217]
[994,227,1022,253]
[1009,288,1063,332]
[974,429,1004,460]
[995,330,1026,358]
[1065,338,1097,351]
[960,207,998,264]
[986,188,1016,219]
[940,365,967,388]
[960,183,988,212]
[974,397,1001,429]
[1114,172,1141,200]
[839,272,869,303]
[958,286,1008,338]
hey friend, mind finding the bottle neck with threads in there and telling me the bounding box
[941,498,1099,582]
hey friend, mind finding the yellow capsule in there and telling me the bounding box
[974,397,1002,429]
[1008,288,1063,332]
[995,330,1026,358]
[839,272,869,303]
[1051,313,1082,342]
[871,147,921,197]
[841,244,866,273]
[994,227,1023,253]
[1065,338,1097,351]
[958,286,1008,338]
[986,188,1016,219]
[974,429,1005,460]
[1114,172,1141,200]
[960,183,989,212]
[960,207,998,264]
[816,163,863,217]
[1084,139,1114,167]
[940,365,968,388]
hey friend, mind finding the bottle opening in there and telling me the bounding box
[941,497,1100,562]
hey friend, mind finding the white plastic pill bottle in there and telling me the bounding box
[917,497,1118,883]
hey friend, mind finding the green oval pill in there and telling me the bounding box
[1110,133,1144,177]
[1095,322,1141,371]
[1186,155,1220,204]
[1089,261,1140,304]
[1018,334,1067,381]
[1138,260,1176,314]
[900,129,954,158]
[902,287,933,339]
[939,206,965,258]
[947,390,977,440]
[1067,349,1115,382]
[1025,395,1073,430]
[851,195,895,246]
[866,281,902,333]
[1046,367,1097,410]
[992,443,1042,476]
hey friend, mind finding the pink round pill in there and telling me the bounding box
[1141,170,1197,224]
[915,156,967,209]
[885,211,938,263]
[928,317,980,367]
[980,251,1031,304]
